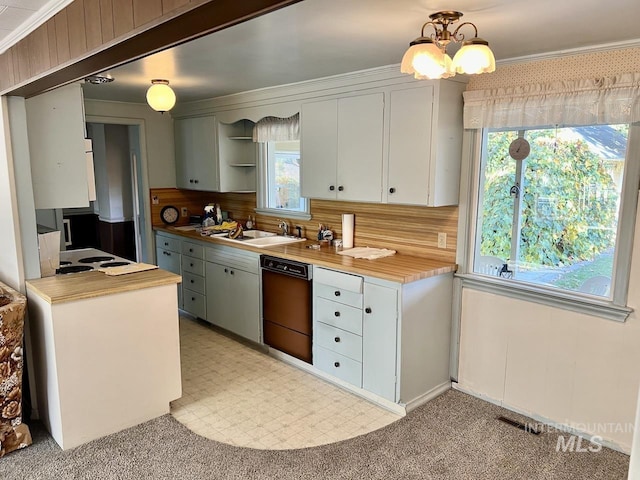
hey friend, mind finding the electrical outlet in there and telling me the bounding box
[181,207,188,217]
[437,232,447,249]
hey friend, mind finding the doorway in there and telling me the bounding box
[72,117,150,263]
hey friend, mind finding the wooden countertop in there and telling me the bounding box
[156,226,457,283]
[26,268,181,305]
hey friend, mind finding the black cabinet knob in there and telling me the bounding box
[191,297,195,301]
[189,248,193,252]
[230,270,234,275]
[334,291,340,296]
[329,185,335,191]
[334,311,340,317]
[334,337,340,343]
[194,179,199,184]
[224,268,228,273]
[334,362,340,368]
[365,307,372,314]
[389,187,396,194]
[190,279,194,284]
[338,186,344,191]
[190,263,194,267]
[189,179,194,183]
[164,242,168,246]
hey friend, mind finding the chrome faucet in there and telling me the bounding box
[277,220,289,236]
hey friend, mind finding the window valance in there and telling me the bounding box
[463,72,640,129]
[252,113,300,142]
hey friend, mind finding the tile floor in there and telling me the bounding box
[170,316,401,449]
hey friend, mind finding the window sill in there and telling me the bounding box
[456,273,632,323]
[255,208,312,221]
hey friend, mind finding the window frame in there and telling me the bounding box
[457,122,640,322]
[255,142,311,221]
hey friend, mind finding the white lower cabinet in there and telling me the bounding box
[205,245,260,343]
[313,266,453,408]
[155,232,182,308]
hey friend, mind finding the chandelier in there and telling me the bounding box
[401,11,495,80]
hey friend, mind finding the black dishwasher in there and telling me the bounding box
[260,255,312,363]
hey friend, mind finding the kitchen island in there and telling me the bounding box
[26,268,182,450]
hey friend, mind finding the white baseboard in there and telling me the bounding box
[452,383,631,455]
[403,382,452,413]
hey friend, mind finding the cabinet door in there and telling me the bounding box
[300,99,338,199]
[337,93,384,202]
[26,83,92,209]
[156,247,182,308]
[229,268,260,343]
[387,86,434,205]
[362,282,398,401]
[205,262,229,328]
[174,116,219,191]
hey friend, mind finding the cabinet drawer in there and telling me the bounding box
[314,267,363,293]
[182,271,205,295]
[315,297,362,335]
[315,282,363,309]
[315,321,362,362]
[182,257,205,276]
[182,241,204,259]
[314,345,362,388]
[183,290,206,319]
[156,235,180,253]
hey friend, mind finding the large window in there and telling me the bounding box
[474,125,629,301]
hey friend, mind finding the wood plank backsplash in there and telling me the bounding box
[150,188,458,261]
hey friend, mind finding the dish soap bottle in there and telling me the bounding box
[245,215,254,230]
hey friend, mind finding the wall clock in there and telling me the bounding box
[160,205,180,224]
[509,137,530,161]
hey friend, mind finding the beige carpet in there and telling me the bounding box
[0,390,629,479]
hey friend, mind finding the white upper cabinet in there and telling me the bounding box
[174,115,219,191]
[301,93,384,202]
[386,82,464,206]
[26,83,94,209]
[337,93,384,202]
[300,99,338,199]
[174,116,257,192]
[300,78,464,206]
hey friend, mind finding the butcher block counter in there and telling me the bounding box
[155,226,457,283]
[26,268,181,304]
[26,267,182,450]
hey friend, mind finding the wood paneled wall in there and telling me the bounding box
[0,0,302,96]
[150,188,458,262]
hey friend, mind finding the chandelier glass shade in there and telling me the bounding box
[401,11,495,80]
[146,79,176,113]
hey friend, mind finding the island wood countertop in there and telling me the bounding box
[156,226,457,283]
[26,268,182,304]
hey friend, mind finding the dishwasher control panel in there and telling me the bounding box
[260,255,311,280]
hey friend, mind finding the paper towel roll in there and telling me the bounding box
[342,213,355,249]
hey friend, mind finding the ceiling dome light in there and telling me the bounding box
[146,79,176,113]
[401,11,495,80]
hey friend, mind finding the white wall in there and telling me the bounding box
[0,97,24,289]
[83,100,175,188]
[458,46,640,453]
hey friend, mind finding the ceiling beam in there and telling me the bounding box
[6,0,303,98]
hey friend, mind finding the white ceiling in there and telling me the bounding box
[0,0,63,51]
[20,0,640,104]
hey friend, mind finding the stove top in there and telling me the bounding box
[57,248,134,275]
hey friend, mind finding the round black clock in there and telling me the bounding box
[160,205,180,224]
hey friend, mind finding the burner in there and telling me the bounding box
[57,265,94,274]
[100,261,130,268]
[59,261,72,266]
[78,256,115,263]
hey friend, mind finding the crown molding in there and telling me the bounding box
[497,38,640,66]
[0,0,74,55]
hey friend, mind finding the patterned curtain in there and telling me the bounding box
[252,113,300,142]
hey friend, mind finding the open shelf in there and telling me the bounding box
[228,136,253,140]
[230,163,256,167]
